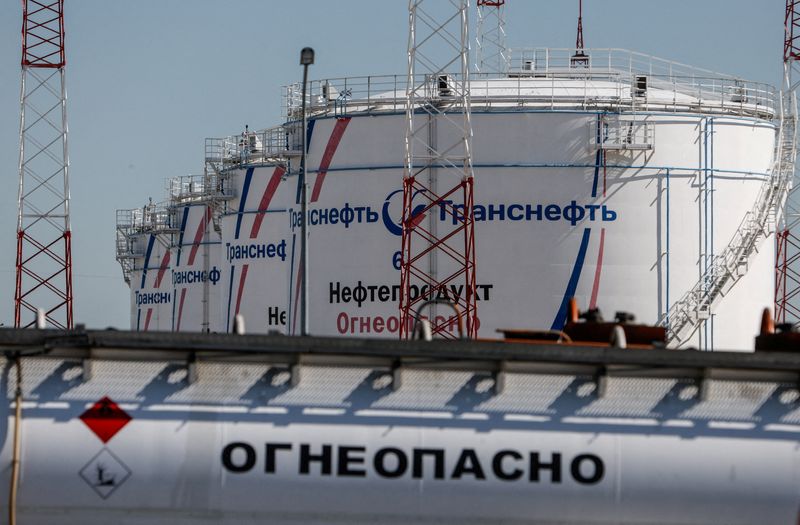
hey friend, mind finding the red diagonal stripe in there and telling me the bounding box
[589,228,606,310]
[176,288,188,332]
[232,166,287,311]
[250,166,285,238]
[235,264,249,317]
[144,250,172,331]
[310,118,351,203]
[144,308,154,331]
[154,250,171,288]
[187,207,212,265]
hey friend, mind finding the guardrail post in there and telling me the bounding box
[391,360,403,392]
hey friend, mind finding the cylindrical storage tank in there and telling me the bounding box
[220,164,293,334]
[298,64,776,350]
[170,203,223,333]
[129,230,173,332]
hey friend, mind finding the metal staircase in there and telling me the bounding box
[662,94,797,346]
[115,209,137,284]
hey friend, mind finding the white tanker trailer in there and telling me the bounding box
[0,327,799,524]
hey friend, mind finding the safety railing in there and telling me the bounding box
[115,209,137,283]
[589,116,654,150]
[167,174,235,203]
[282,48,776,121]
[115,204,174,234]
[205,124,301,170]
[115,204,177,283]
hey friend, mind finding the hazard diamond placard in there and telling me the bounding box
[80,396,132,443]
[79,448,132,499]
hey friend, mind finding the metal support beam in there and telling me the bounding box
[400,0,478,340]
[475,0,507,73]
[15,0,73,330]
[776,0,800,326]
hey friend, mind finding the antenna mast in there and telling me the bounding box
[14,0,74,329]
[476,0,507,73]
[399,0,478,339]
[571,0,589,66]
[775,0,800,324]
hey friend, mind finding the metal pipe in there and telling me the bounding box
[8,356,22,525]
[413,299,465,339]
[299,47,315,337]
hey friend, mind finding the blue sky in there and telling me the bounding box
[0,0,786,328]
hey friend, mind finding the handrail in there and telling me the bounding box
[166,174,235,203]
[281,48,777,121]
[507,48,743,80]
[205,123,301,170]
[660,90,797,346]
[114,203,176,282]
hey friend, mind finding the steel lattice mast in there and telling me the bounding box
[475,0,506,74]
[14,0,74,329]
[399,0,477,340]
[775,0,800,325]
[571,0,589,66]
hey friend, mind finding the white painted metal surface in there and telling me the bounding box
[1,355,798,524]
[169,203,223,333]
[121,49,779,351]
[289,107,775,350]
[122,204,174,332]
[128,232,173,332]
[219,165,293,334]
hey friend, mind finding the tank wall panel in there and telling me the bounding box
[131,110,776,349]
[170,204,223,333]
[296,112,775,348]
[220,166,293,334]
[129,233,173,332]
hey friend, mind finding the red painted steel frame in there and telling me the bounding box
[22,0,65,68]
[776,225,800,323]
[786,0,800,62]
[14,0,73,329]
[399,176,477,340]
[776,0,800,324]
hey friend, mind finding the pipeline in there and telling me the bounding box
[8,356,22,525]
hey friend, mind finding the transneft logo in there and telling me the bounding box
[225,240,287,263]
[172,266,222,286]
[221,442,604,485]
[292,189,619,237]
[382,188,428,236]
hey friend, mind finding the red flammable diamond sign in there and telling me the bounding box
[80,396,132,443]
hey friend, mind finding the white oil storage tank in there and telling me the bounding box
[287,48,778,350]
[119,48,781,349]
[116,203,175,331]
[166,175,227,333]
[211,127,299,334]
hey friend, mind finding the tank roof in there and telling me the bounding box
[283,48,776,121]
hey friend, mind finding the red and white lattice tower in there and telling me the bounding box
[775,0,800,325]
[399,0,477,339]
[475,0,506,74]
[14,0,74,329]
